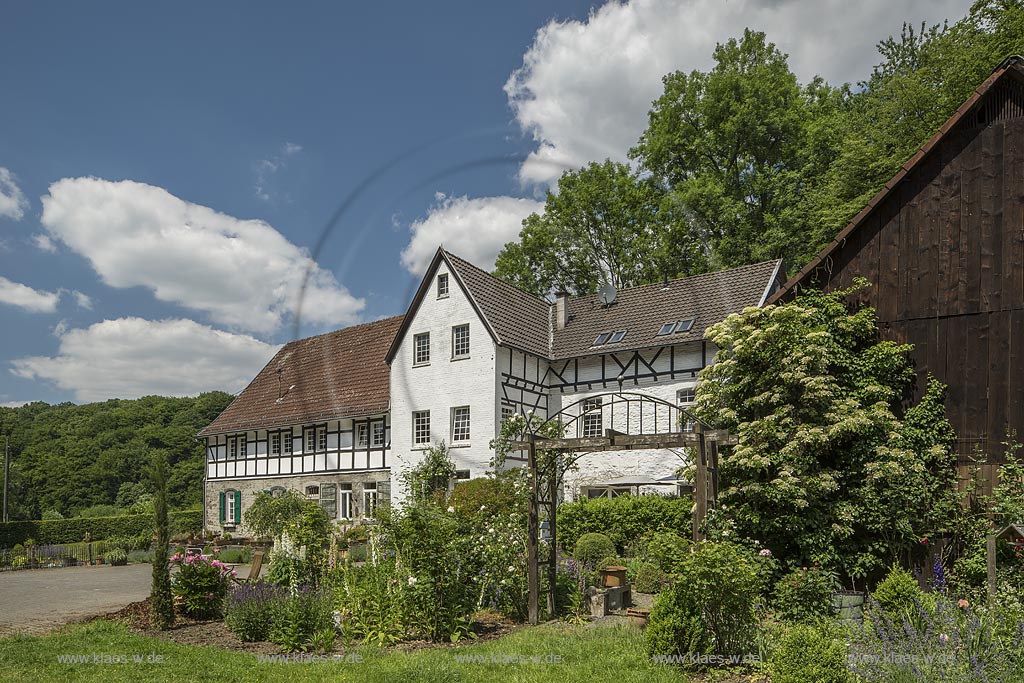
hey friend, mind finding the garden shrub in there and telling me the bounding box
[635,530,690,572]
[270,586,336,653]
[127,550,152,564]
[214,548,250,564]
[772,565,839,623]
[169,553,237,619]
[871,565,923,620]
[769,622,850,683]
[11,543,23,555]
[645,542,763,660]
[573,533,616,565]
[447,474,525,521]
[106,548,128,566]
[246,490,331,588]
[596,555,623,570]
[633,563,671,593]
[558,495,690,550]
[224,581,287,642]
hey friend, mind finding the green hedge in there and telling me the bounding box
[557,495,690,552]
[0,509,202,547]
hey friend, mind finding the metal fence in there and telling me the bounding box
[0,541,115,571]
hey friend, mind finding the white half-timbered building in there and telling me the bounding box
[200,247,783,536]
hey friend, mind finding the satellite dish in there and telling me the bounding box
[598,283,617,306]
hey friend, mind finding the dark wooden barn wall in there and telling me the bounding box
[812,116,1024,469]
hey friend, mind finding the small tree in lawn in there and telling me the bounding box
[150,451,174,629]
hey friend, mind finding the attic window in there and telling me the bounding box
[675,318,695,333]
[657,323,676,336]
[437,273,449,298]
[609,330,627,343]
[593,332,612,346]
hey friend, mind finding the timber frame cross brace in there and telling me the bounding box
[510,391,735,625]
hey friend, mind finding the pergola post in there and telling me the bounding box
[527,435,540,625]
[693,428,708,542]
[547,460,558,617]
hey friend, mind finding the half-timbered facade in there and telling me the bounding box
[769,57,1024,491]
[200,248,784,534]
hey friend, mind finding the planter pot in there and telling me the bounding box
[627,608,651,629]
[600,566,628,588]
[832,590,865,622]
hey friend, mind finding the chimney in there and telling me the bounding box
[555,291,569,330]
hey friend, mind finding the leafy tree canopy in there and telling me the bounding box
[0,392,233,520]
[694,284,959,583]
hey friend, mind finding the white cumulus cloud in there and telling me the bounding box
[506,0,968,186]
[0,167,28,220]
[400,193,544,276]
[11,317,280,402]
[39,177,364,334]
[0,276,60,313]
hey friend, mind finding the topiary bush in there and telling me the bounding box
[573,533,616,565]
[770,622,851,683]
[773,565,839,623]
[871,565,923,620]
[634,563,671,593]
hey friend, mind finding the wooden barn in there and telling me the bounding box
[769,56,1024,490]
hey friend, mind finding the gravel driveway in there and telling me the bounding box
[0,563,153,636]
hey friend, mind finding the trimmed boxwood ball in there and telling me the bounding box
[573,533,616,565]
[769,623,851,683]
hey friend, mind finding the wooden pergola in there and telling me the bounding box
[506,391,735,624]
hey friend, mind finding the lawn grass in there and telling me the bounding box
[0,620,690,683]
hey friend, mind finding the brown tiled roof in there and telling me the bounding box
[550,260,783,359]
[768,56,1024,304]
[443,251,551,357]
[198,315,403,436]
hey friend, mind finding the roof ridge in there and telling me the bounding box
[567,259,783,302]
[441,249,553,306]
[280,314,405,347]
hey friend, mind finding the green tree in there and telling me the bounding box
[695,283,958,584]
[150,452,174,630]
[631,29,839,269]
[494,160,706,295]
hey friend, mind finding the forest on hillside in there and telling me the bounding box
[0,392,233,520]
[494,0,1024,295]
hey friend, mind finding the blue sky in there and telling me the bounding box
[0,0,970,405]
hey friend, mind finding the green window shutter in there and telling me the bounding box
[234,490,242,523]
[218,492,226,523]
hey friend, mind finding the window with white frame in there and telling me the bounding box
[363,483,378,519]
[319,483,337,518]
[501,404,515,423]
[437,273,449,298]
[413,332,430,365]
[452,324,470,359]
[371,421,386,447]
[339,484,353,519]
[413,411,431,445]
[283,432,293,455]
[270,432,281,456]
[451,406,471,442]
[304,429,315,453]
[677,388,696,433]
[317,427,327,451]
[356,423,368,448]
[226,490,236,523]
[582,397,603,437]
[240,436,247,458]
[305,485,320,498]
[228,437,238,459]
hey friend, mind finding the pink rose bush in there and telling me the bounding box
[170,552,237,618]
